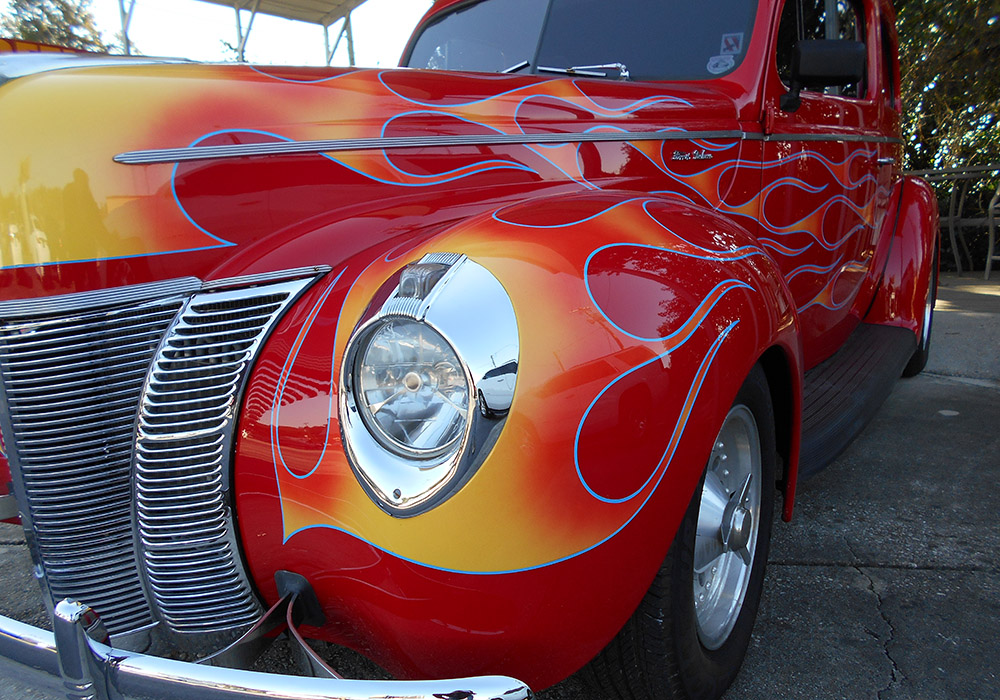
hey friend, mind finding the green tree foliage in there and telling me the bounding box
[895,0,1000,170]
[0,0,110,53]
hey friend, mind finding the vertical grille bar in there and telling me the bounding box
[135,278,314,638]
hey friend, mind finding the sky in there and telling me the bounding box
[5,0,433,66]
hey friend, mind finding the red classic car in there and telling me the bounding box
[0,0,937,698]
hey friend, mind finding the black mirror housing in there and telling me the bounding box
[780,40,867,112]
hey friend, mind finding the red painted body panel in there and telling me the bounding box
[864,176,939,332]
[233,191,800,686]
[0,0,928,691]
[0,434,14,524]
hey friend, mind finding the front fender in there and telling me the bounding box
[233,190,801,688]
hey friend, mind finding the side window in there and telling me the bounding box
[776,0,867,97]
[880,21,899,110]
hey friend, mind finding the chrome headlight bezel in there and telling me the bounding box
[340,253,518,517]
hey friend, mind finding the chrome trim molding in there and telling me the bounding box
[0,269,330,320]
[134,278,315,645]
[204,265,332,291]
[115,130,903,165]
[749,132,904,144]
[0,277,201,319]
[114,130,747,164]
[0,606,534,700]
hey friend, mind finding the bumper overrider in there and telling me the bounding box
[0,599,533,700]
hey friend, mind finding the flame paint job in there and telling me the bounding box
[0,0,935,690]
[237,194,792,574]
[234,191,800,686]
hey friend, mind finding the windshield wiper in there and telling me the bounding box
[537,62,631,81]
[502,60,530,74]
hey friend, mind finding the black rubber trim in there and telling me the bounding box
[799,323,915,479]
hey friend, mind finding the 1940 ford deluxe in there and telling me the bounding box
[0,0,937,698]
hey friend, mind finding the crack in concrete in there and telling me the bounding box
[768,559,997,573]
[845,538,903,700]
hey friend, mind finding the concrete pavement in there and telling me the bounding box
[720,274,1000,700]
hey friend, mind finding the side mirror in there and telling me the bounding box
[780,40,867,112]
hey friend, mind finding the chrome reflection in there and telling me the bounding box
[0,602,534,700]
[340,254,519,517]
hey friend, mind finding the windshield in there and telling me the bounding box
[406,0,759,81]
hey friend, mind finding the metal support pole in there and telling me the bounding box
[345,13,355,67]
[985,182,1000,280]
[824,0,840,39]
[233,0,261,63]
[118,0,136,55]
[948,180,962,275]
[325,18,348,66]
[234,5,244,60]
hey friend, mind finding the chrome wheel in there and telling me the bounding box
[693,404,762,650]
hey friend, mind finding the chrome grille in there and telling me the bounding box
[135,279,313,636]
[0,269,324,645]
[0,293,189,635]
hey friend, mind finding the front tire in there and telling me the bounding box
[902,244,938,378]
[587,365,776,700]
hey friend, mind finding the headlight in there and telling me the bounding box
[354,318,470,458]
[340,253,518,516]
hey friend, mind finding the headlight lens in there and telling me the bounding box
[355,318,470,457]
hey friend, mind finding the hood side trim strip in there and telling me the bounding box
[115,130,746,164]
[115,131,905,165]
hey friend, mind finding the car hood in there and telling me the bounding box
[0,61,743,300]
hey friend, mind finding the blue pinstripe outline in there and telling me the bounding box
[282,321,738,575]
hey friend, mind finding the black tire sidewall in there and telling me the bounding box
[903,244,938,378]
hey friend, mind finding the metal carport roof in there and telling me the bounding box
[198,0,368,26]
[117,0,372,63]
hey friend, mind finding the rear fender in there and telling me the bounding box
[865,176,939,334]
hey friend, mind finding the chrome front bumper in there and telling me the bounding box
[0,601,534,700]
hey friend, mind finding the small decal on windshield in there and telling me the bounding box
[707,55,736,75]
[721,33,744,55]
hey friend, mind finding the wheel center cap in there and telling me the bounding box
[725,505,752,553]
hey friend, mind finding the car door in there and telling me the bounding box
[760,0,890,364]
